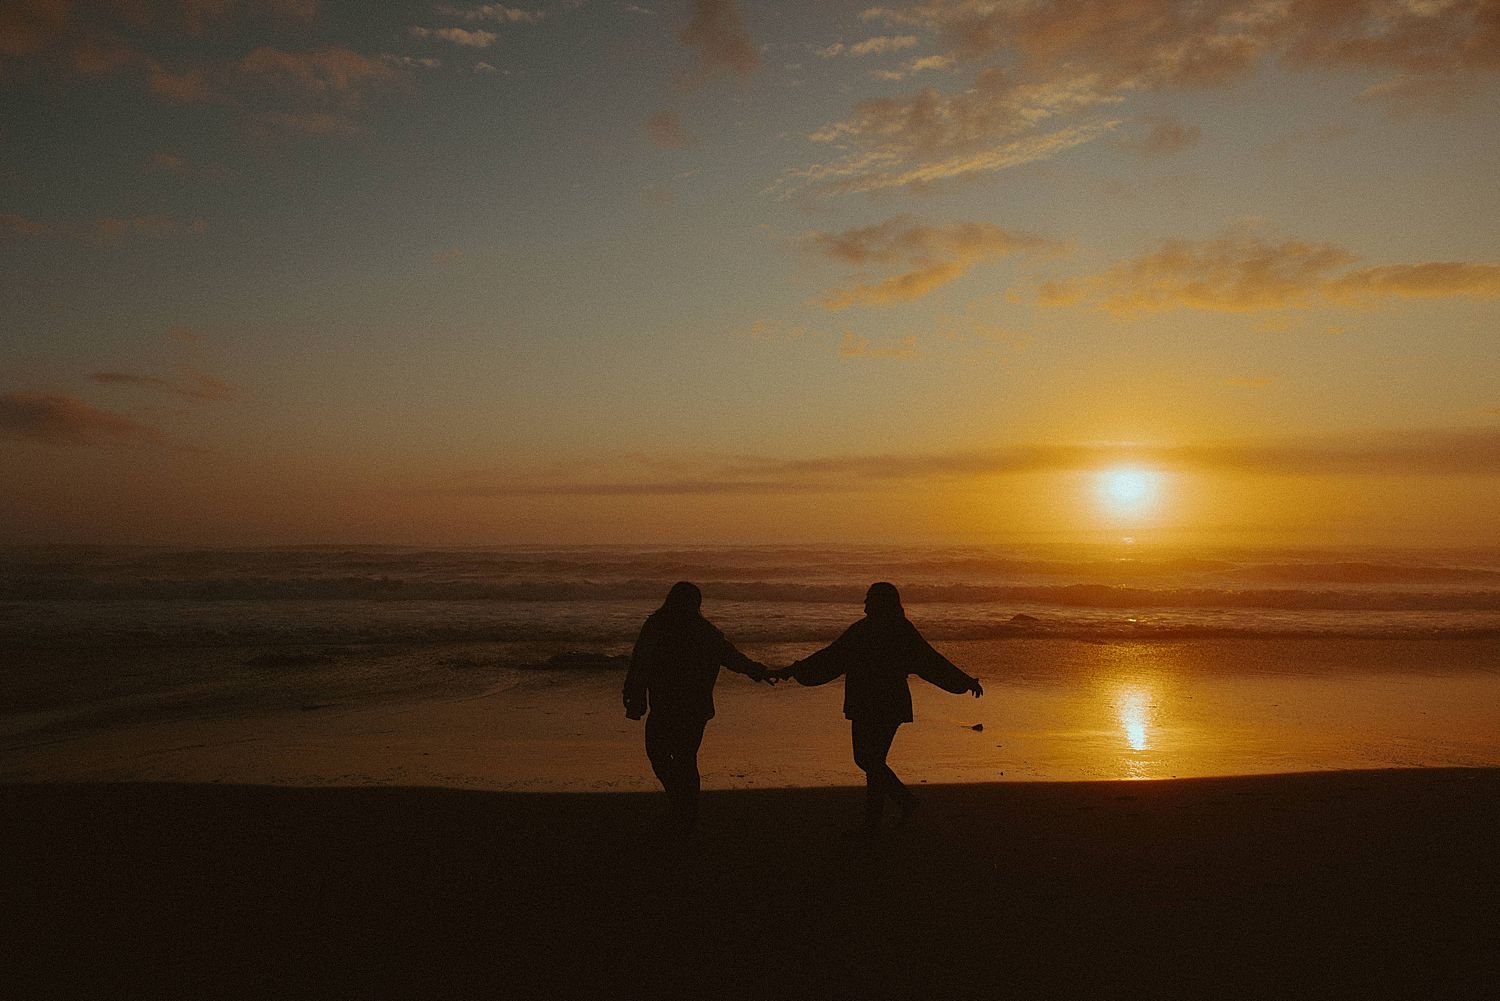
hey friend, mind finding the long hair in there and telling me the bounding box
[659,580,703,618]
[864,581,904,619]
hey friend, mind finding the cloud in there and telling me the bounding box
[873,0,1500,88]
[437,4,544,24]
[678,0,759,88]
[421,426,1500,496]
[793,0,1496,198]
[1039,229,1500,314]
[0,212,47,237]
[818,35,919,58]
[783,66,1123,196]
[88,369,236,401]
[1121,115,1202,155]
[408,26,497,48]
[0,392,167,447]
[804,216,1061,308]
[838,330,918,358]
[384,54,443,71]
[1325,262,1500,301]
[645,109,688,148]
[239,45,395,103]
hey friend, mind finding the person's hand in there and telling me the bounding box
[968,677,984,698]
[767,666,795,683]
[750,663,778,686]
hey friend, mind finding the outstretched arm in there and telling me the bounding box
[719,636,773,684]
[784,626,859,687]
[909,628,982,697]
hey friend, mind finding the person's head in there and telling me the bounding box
[662,580,703,617]
[864,581,904,619]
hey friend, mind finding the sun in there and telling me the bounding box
[1096,468,1162,519]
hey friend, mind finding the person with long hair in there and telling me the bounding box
[622,581,772,832]
[771,582,982,833]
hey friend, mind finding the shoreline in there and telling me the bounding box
[5,768,1498,999]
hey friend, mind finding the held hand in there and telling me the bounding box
[969,677,984,698]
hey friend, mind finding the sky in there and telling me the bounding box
[2,0,1498,546]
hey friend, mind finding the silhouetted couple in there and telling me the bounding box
[623,580,983,834]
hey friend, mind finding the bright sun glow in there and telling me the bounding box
[1096,468,1162,519]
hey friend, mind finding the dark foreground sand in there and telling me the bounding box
[5,770,1498,1000]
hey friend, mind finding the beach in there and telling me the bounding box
[5,545,1500,998]
[5,770,1498,1000]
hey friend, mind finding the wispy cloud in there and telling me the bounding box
[790,0,1496,198]
[0,212,47,237]
[781,67,1122,196]
[1038,229,1500,314]
[0,392,167,448]
[88,369,236,402]
[805,216,1061,308]
[678,0,759,89]
[437,4,545,24]
[423,426,1500,497]
[817,35,919,58]
[408,26,497,48]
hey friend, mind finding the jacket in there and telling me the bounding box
[622,609,762,722]
[791,614,974,723]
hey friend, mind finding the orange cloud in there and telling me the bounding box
[0,392,166,447]
[1325,262,1500,301]
[678,0,758,88]
[88,369,236,401]
[1041,230,1500,314]
[422,426,1500,497]
[0,212,47,236]
[795,0,1496,197]
[884,0,1499,87]
[238,45,393,105]
[806,216,1060,308]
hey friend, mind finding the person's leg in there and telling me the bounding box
[675,719,707,831]
[645,715,706,831]
[644,713,676,795]
[852,719,910,829]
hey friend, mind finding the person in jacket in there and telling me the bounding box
[770,582,982,833]
[623,581,772,832]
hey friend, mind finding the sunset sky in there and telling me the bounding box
[3,0,1498,545]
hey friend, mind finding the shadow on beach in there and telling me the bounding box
[5,770,1498,1000]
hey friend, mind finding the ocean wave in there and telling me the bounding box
[4,576,1498,612]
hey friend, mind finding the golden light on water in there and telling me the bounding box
[1117,686,1153,751]
[1097,468,1162,520]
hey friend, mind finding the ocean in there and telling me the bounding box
[5,542,1500,649]
[4,543,1500,787]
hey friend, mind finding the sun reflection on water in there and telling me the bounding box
[1118,687,1152,751]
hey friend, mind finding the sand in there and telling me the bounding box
[4,769,1498,1000]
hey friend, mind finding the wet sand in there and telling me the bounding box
[5,769,1498,1000]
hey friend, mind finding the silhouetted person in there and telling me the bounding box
[623,581,771,832]
[771,582,982,833]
